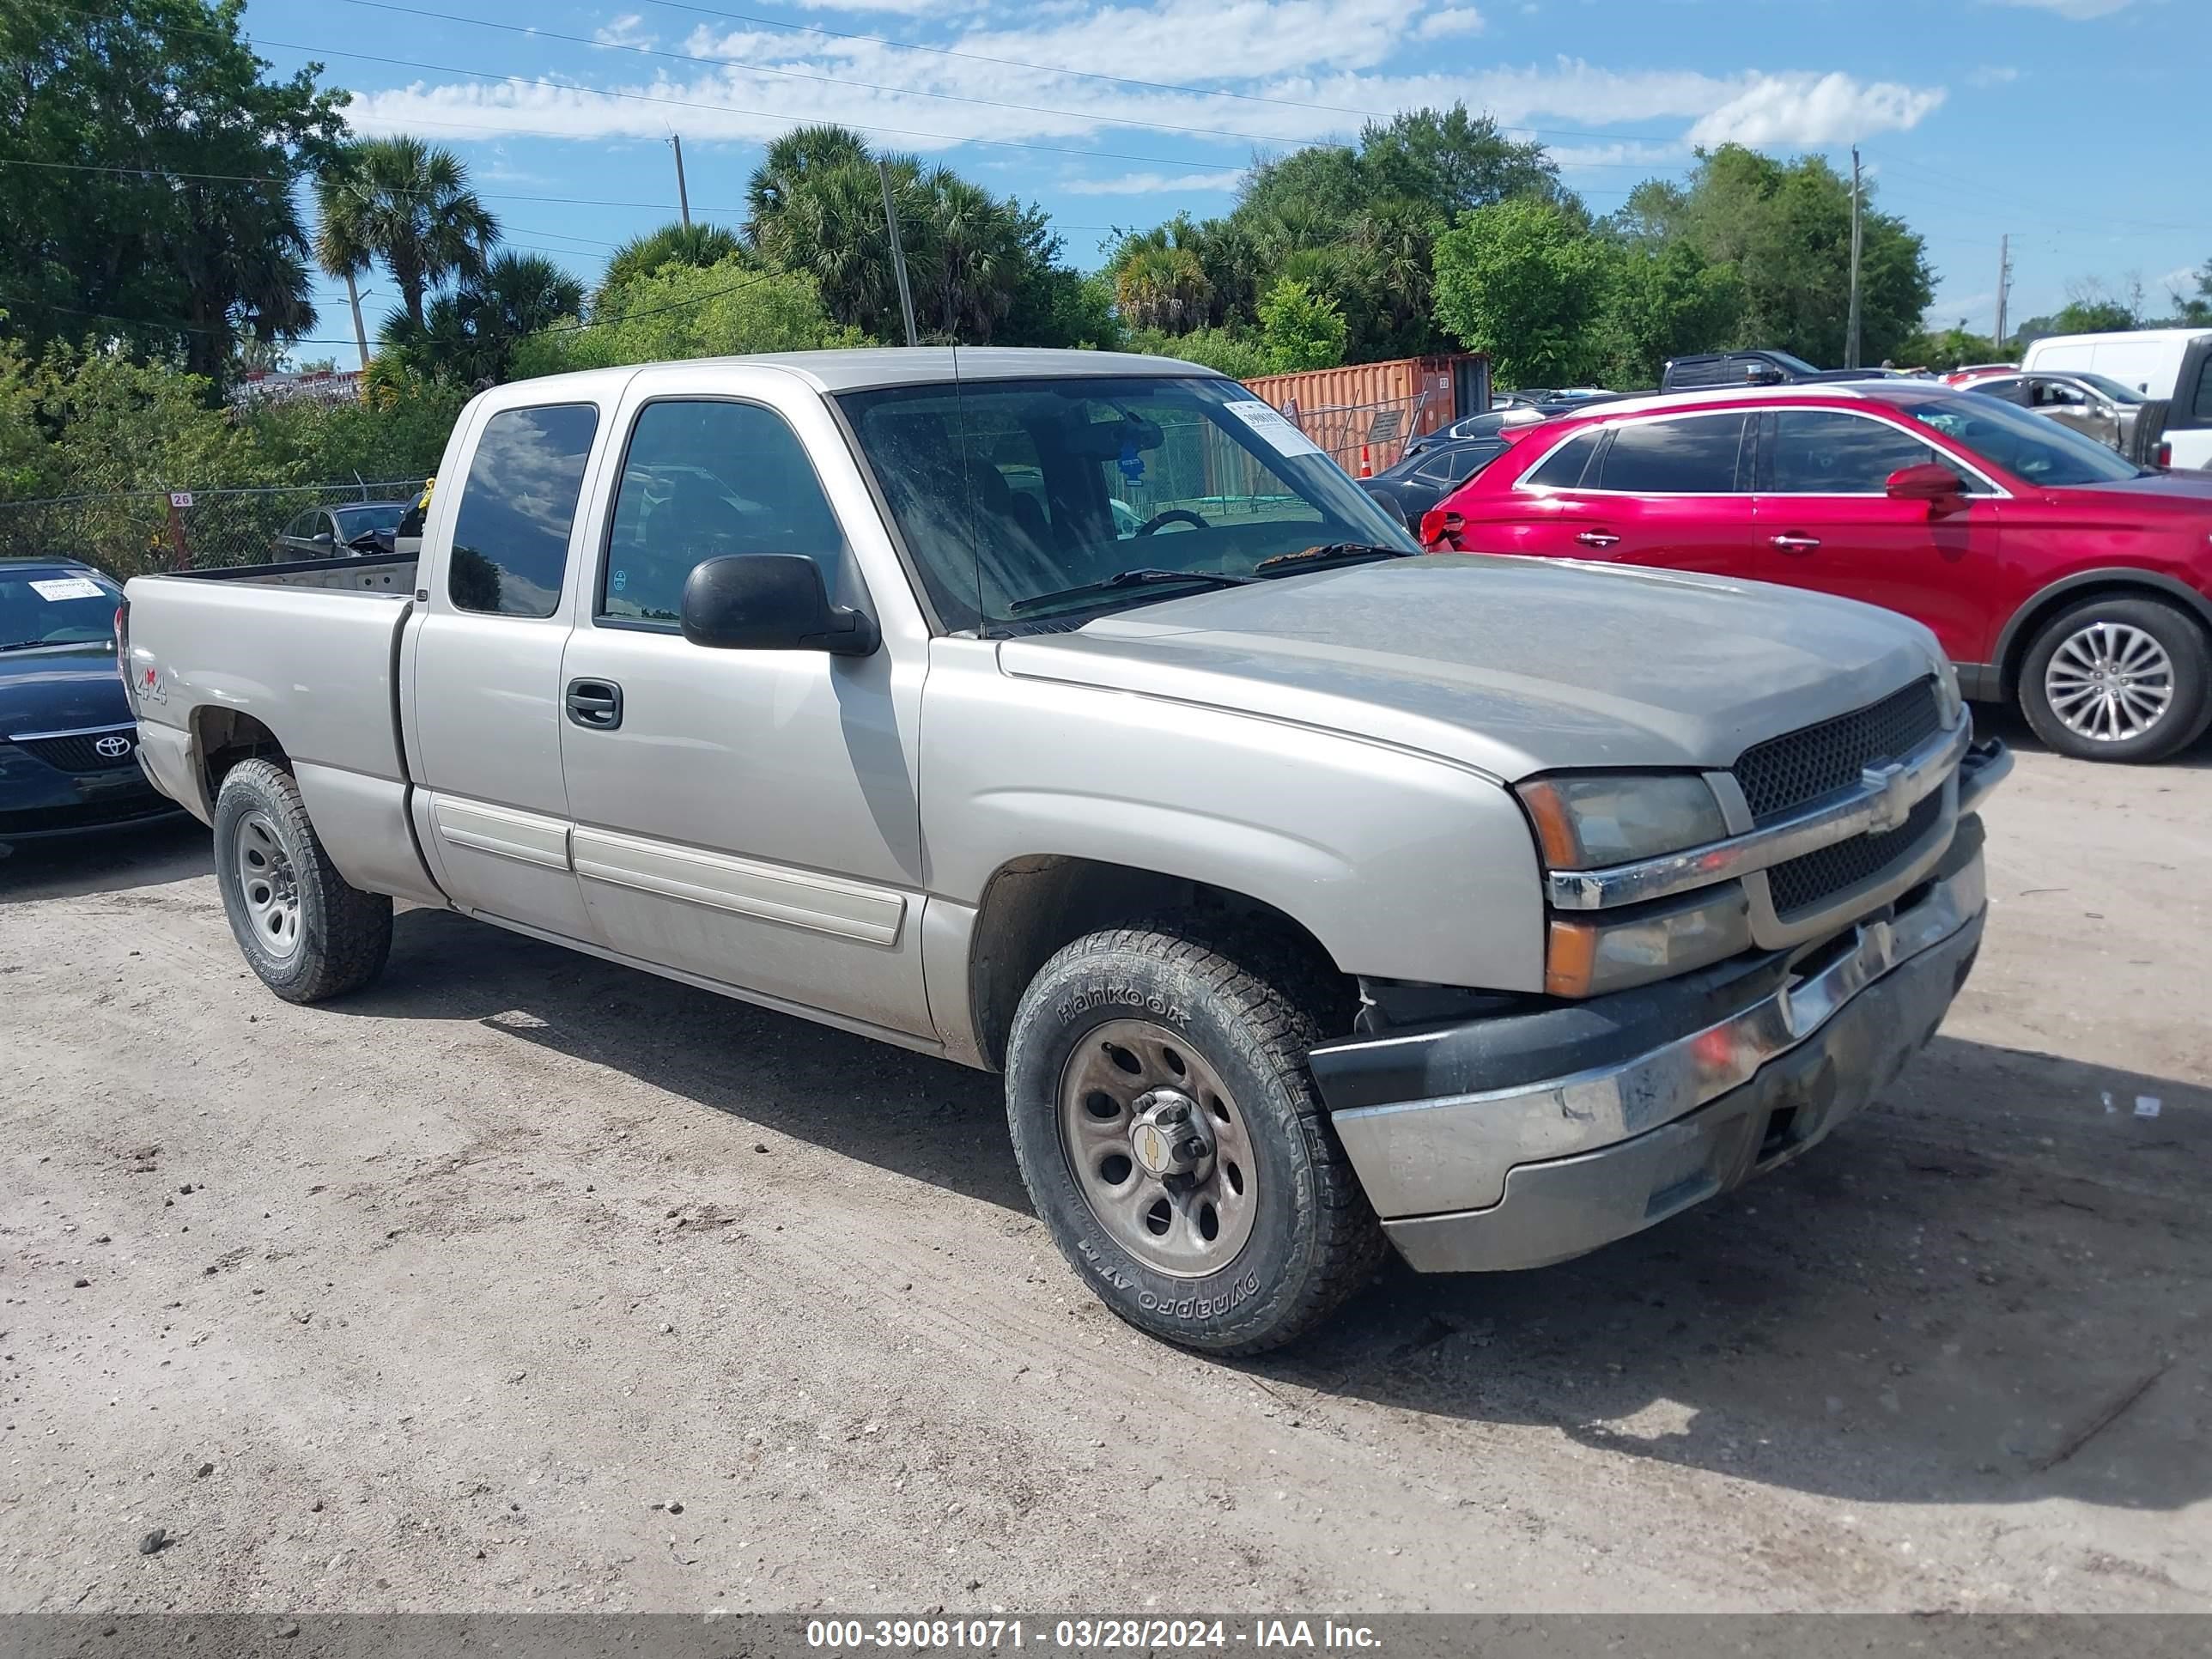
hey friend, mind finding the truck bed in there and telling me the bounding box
[123,557,422,878]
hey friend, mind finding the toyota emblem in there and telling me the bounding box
[94,734,134,758]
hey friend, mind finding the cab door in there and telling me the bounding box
[404,398,602,942]
[552,374,932,1039]
[1749,407,1999,664]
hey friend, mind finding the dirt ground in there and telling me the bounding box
[3,707,2207,1615]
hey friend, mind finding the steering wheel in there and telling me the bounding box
[1135,507,1210,536]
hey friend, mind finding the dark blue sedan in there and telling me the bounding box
[1,560,182,848]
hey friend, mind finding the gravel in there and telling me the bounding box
[2,716,2206,1614]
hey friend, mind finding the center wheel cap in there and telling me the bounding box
[1129,1088,1211,1177]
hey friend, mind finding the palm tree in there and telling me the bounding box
[380,252,582,386]
[597,222,746,311]
[312,143,374,366]
[745,125,872,243]
[318,137,499,331]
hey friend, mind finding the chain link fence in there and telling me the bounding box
[1277,394,1455,477]
[0,479,422,581]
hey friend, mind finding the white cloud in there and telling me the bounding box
[1065,168,1247,194]
[1985,0,2134,18]
[343,8,1948,185]
[1418,6,1485,38]
[592,13,655,49]
[1548,138,1686,170]
[1966,64,2021,87]
[1686,72,1947,147]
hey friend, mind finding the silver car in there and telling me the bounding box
[1964,370,2149,455]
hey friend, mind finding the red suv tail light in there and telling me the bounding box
[1419,508,1463,549]
[2157,441,2172,469]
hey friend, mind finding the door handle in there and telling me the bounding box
[564,678,623,730]
[1574,531,1621,548]
[1769,533,1822,552]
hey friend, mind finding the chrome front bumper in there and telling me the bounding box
[1312,820,1991,1274]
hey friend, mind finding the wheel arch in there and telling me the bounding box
[190,707,289,817]
[1992,568,2212,697]
[958,854,1352,1073]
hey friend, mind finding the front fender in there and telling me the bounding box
[921,642,1547,994]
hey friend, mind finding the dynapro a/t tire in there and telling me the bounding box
[212,759,392,1003]
[1005,922,1384,1355]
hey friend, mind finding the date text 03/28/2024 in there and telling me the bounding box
[805,1619,1382,1650]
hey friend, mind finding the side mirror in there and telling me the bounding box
[680,554,879,656]
[311,531,334,548]
[1886,464,1967,506]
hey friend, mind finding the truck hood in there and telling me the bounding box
[1000,555,1945,780]
[0,640,131,737]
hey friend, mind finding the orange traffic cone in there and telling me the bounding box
[1358,444,1373,477]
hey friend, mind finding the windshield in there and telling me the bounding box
[333,503,408,535]
[1886,392,2144,486]
[0,567,121,649]
[1765,350,1819,376]
[2069,372,2148,404]
[839,374,1417,629]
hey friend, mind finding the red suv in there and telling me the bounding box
[1421,384,2212,762]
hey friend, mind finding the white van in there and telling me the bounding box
[2020,329,2212,469]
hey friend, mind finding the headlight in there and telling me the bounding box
[1516,773,1729,869]
[1546,887,1753,997]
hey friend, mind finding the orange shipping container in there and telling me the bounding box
[1242,354,1489,474]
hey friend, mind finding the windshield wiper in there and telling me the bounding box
[1005,567,1255,615]
[0,638,63,651]
[1252,542,1414,576]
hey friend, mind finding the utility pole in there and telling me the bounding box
[1994,234,2012,353]
[1844,145,1863,369]
[342,270,368,369]
[878,159,920,348]
[668,134,690,228]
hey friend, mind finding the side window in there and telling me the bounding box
[1522,429,1602,489]
[283,508,318,540]
[2032,379,2086,408]
[599,400,849,628]
[1596,415,1747,492]
[1668,359,1718,389]
[1975,377,2029,405]
[447,404,599,618]
[1769,410,1962,493]
[2193,354,2212,424]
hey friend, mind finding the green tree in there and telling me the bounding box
[598,222,748,307]
[378,252,584,386]
[1122,325,1268,380]
[1431,198,1609,387]
[1600,239,1745,386]
[510,261,860,378]
[316,136,499,330]
[1895,320,2001,371]
[1354,106,1560,217]
[1,0,347,388]
[1621,146,1931,367]
[1256,278,1348,373]
[2168,259,2212,326]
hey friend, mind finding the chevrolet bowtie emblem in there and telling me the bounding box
[1861,760,1911,834]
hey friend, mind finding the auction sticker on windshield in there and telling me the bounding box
[29,577,103,602]
[1220,400,1325,459]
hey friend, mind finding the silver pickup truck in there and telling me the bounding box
[121,349,2010,1352]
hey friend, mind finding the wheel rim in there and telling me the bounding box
[233,808,303,962]
[1056,1018,1259,1279]
[2044,621,2175,744]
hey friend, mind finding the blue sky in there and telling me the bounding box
[243,0,2212,368]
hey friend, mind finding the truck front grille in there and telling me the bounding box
[13,731,139,773]
[1766,790,1945,919]
[1733,679,1943,823]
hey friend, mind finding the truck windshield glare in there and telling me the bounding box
[836,374,1417,630]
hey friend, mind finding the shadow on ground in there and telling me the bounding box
[319,903,2210,1520]
[0,815,207,904]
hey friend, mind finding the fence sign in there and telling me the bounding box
[168,491,193,509]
